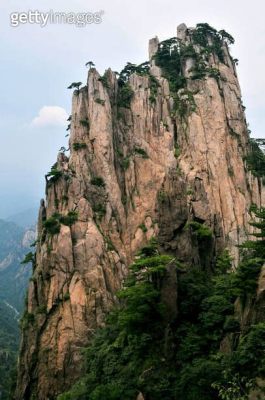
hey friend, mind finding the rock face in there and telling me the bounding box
[16,24,264,399]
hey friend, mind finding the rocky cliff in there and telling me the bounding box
[15,23,265,399]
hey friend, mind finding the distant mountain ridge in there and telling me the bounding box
[6,207,38,229]
[0,218,35,399]
[0,219,35,309]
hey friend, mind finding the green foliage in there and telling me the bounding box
[116,61,158,106]
[30,240,39,248]
[192,23,217,47]
[212,372,253,400]
[149,75,160,104]
[63,293,70,301]
[0,303,19,399]
[73,142,87,151]
[117,82,134,108]
[117,61,150,89]
[174,357,223,399]
[58,379,87,400]
[242,207,265,258]
[20,311,35,330]
[92,204,106,220]
[215,250,233,274]
[138,223,147,233]
[234,206,265,301]
[134,147,149,158]
[232,323,265,376]
[36,305,47,314]
[233,258,263,301]
[80,118,90,129]
[154,37,184,94]
[192,23,225,63]
[105,237,116,252]
[116,149,131,170]
[186,221,212,238]
[67,82,82,91]
[95,98,105,105]
[180,43,197,59]
[114,24,233,117]
[62,195,69,204]
[114,24,233,120]
[174,90,196,118]
[219,30,235,45]
[59,211,78,227]
[171,249,242,399]
[158,190,167,203]
[153,39,197,118]
[46,163,63,184]
[43,211,78,235]
[248,205,265,235]
[90,176,105,187]
[98,74,110,88]
[245,138,265,177]
[43,215,61,235]
[199,275,237,332]
[153,23,229,100]
[228,166,234,177]
[208,67,221,79]
[174,144,181,158]
[21,251,35,265]
[85,61,95,69]
[121,156,130,170]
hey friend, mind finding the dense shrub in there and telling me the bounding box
[90,176,105,187]
[154,37,184,94]
[98,74,110,88]
[46,163,62,184]
[21,252,35,265]
[186,221,212,238]
[117,82,134,108]
[43,211,78,235]
[73,142,87,151]
[121,156,130,170]
[95,98,105,105]
[59,211,78,226]
[134,147,149,158]
[245,139,265,177]
[232,323,265,377]
[80,119,90,128]
[192,23,225,63]
[43,216,61,235]
[92,204,106,220]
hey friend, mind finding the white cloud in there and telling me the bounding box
[31,106,68,128]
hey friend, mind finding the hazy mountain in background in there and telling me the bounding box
[0,219,35,311]
[0,218,36,399]
[6,207,38,229]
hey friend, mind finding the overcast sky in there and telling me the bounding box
[0,0,264,218]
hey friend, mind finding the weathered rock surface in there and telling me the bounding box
[16,24,264,399]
